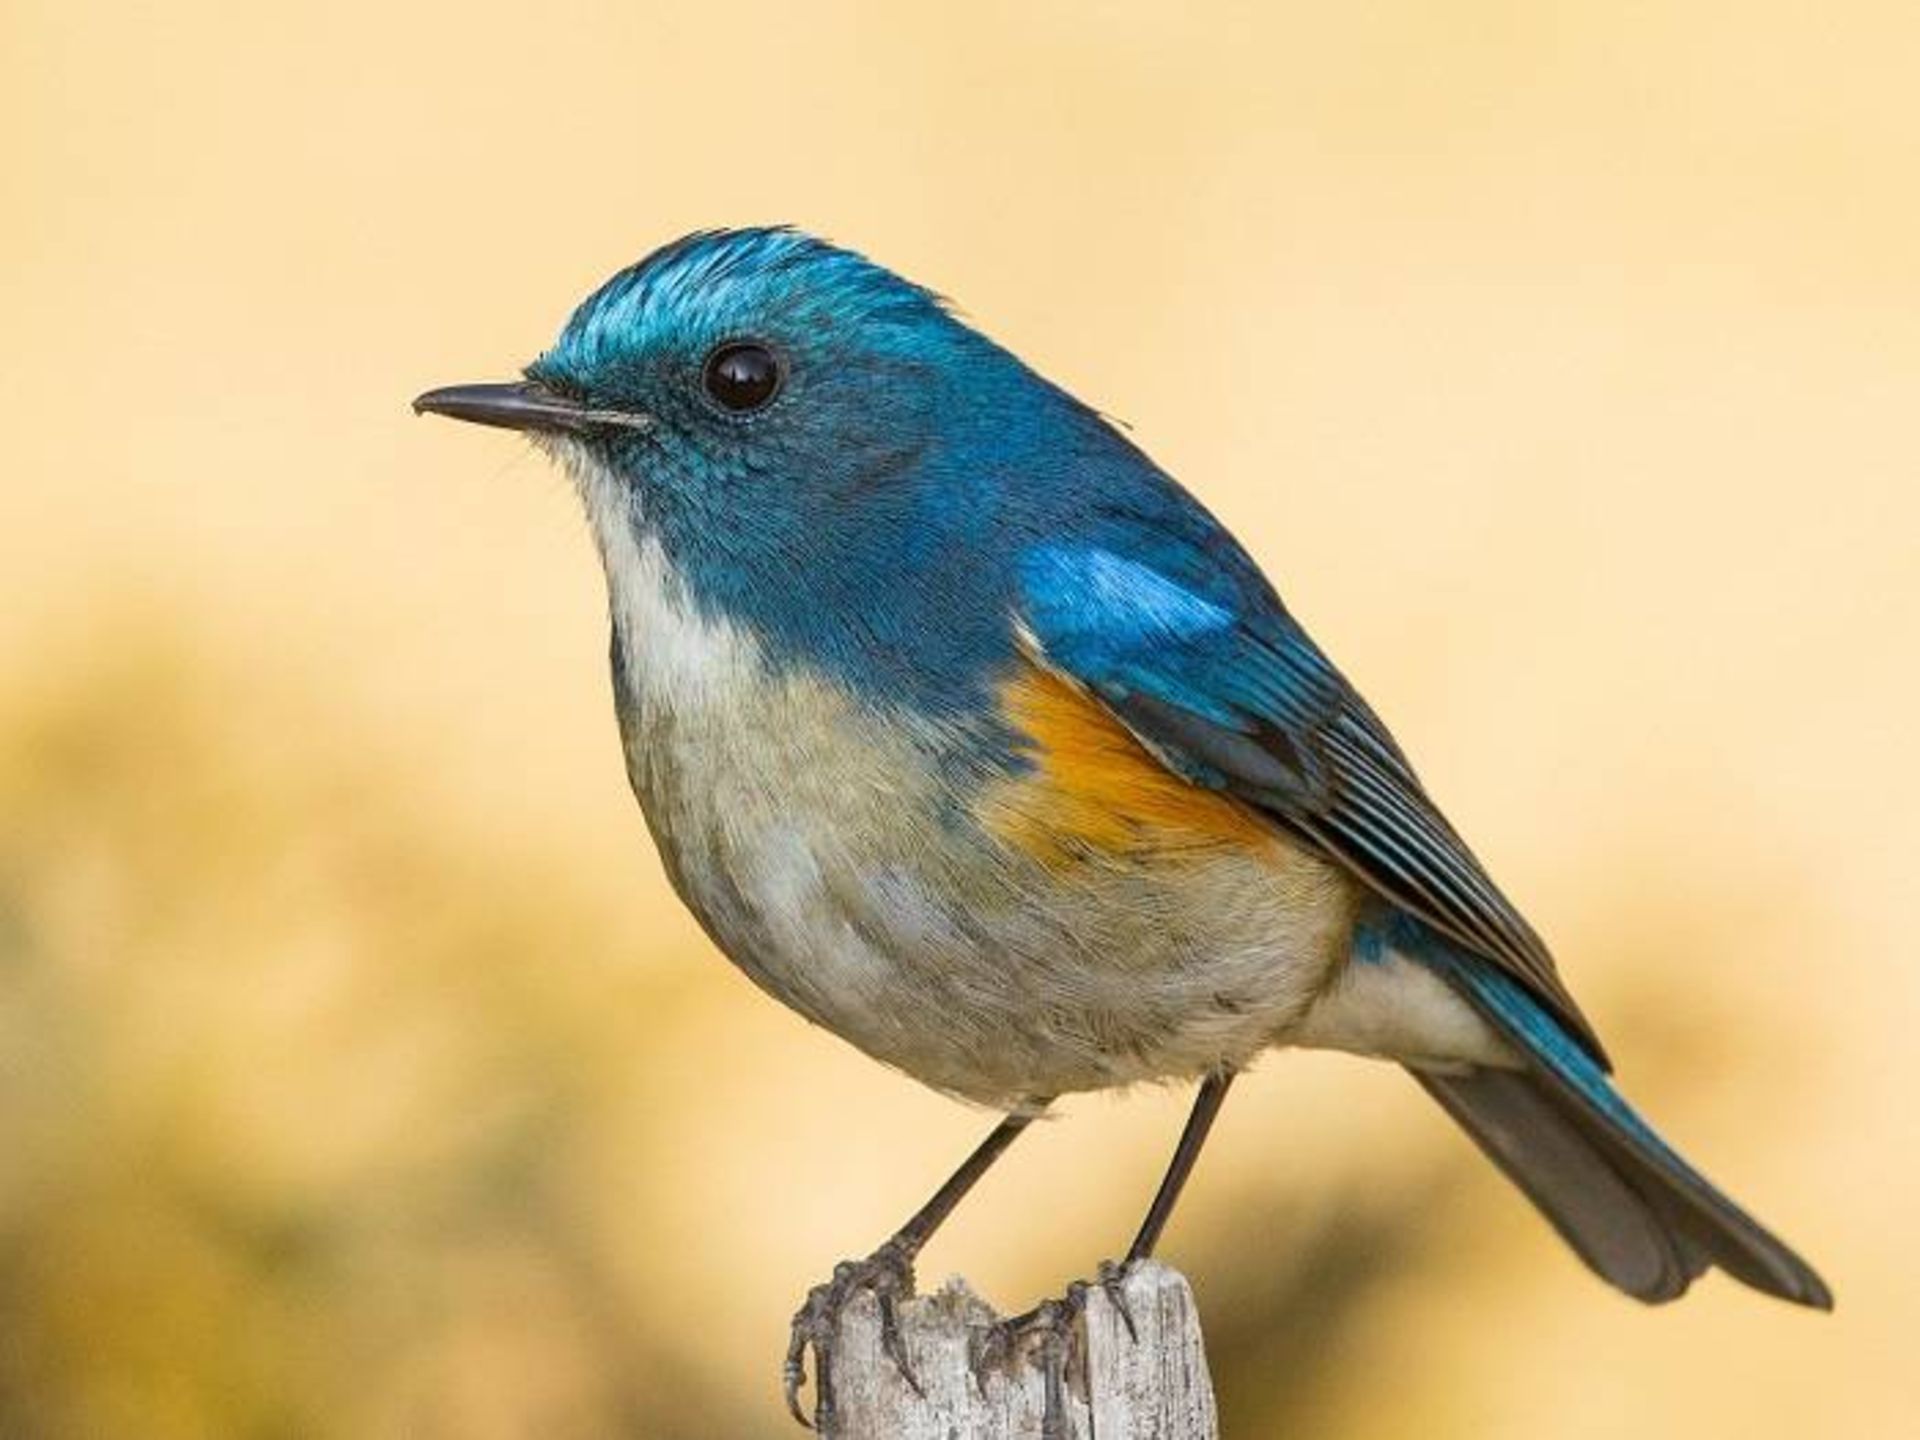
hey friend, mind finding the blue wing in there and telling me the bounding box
[1016,514,1606,1064]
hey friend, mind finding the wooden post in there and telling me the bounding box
[822,1260,1219,1440]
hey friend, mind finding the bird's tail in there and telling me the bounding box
[1406,939,1831,1309]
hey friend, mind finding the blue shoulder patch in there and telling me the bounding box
[1020,546,1234,645]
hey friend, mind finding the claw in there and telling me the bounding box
[784,1243,918,1432]
[969,1280,1103,1440]
[782,1322,815,1429]
[1096,1258,1139,1343]
[1037,1299,1074,1440]
[877,1291,924,1398]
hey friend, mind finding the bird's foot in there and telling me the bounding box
[783,1237,921,1432]
[1093,1256,1142,1341]
[967,1261,1140,1440]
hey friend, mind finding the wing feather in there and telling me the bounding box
[1018,538,1607,1064]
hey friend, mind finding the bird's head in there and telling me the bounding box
[416,227,1142,706]
[418,228,1010,557]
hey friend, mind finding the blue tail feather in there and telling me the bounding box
[1397,922,1831,1309]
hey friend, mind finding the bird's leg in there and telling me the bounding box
[968,1070,1237,1436]
[1102,1067,1236,1330]
[784,1100,1048,1432]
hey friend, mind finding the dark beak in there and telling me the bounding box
[411,381,651,436]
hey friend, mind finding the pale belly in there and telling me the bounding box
[615,640,1359,1108]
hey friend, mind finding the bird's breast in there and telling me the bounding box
[595,523,1355,1105]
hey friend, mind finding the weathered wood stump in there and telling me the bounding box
[822,1260,1218,1439]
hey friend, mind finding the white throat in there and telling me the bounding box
[555,442,763,715]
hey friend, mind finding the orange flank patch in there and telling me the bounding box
[980,663,1274,867]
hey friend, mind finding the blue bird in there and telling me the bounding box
[416,227,1829,1425]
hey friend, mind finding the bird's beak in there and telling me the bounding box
[411,381,652,436]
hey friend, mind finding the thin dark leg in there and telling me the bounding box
[1126,1070,1236,1262]
[968,1073,1239,1430]
[892,1100,1048,1258]
[786,1099,1049,1429]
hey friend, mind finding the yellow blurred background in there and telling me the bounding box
[3,2,1916,1435]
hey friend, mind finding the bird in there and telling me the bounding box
[415,226,1830,1428]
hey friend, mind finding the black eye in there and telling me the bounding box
[702,341,782,412]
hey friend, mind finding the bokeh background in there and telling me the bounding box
[4,2,1916,1435]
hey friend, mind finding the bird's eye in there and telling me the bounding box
[701,341,782,412]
